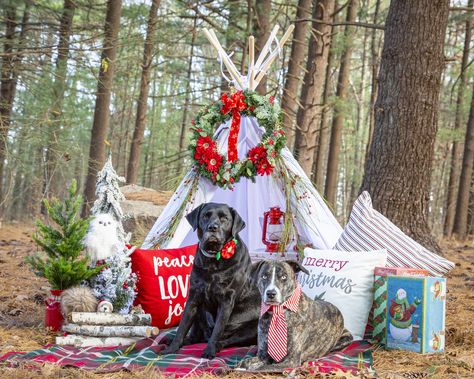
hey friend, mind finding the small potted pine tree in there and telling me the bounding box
[26,180,102,331]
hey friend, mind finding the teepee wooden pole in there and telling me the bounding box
[254,25,280,72]
[209,29,242,78]
[248,36,255,90]
[205,28,245,89]
[252,25,295,89]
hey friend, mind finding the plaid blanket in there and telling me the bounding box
[0,328,373,377]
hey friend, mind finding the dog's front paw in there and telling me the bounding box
[160,343,180,355]
[201,344,216,359]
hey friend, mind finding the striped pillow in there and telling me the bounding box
[334,192,454,277]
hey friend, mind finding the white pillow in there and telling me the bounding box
[299,248,387,340]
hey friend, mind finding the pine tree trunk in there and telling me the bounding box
[177,15,197,172]
[0,4,17,205]
[221,0,242,92]
[443,0,473,237]
[324,0,359,208]
[126,0,160,184]
[42,0,76,204]
[313,33,335,191]
[360,0,450,253]
[365,0,381,154]
[253,0,271,95]
[293,0,336,177]
[348,25,369,214]
[453,85,474,240]
[468,173,474,235]
[0,2,30,209]
[280,0,312,149]
[83,0,122,214]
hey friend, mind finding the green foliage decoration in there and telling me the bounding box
[25,180,102,290]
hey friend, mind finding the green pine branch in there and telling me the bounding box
[25,179,101,290]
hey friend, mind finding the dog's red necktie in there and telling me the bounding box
[260,284,302,362]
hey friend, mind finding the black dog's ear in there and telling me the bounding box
[186,204,205,231]
[230,207,245,236]
[286,260,309,276]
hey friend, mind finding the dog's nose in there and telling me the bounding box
[266,289,276,300]
[208,223,218,232]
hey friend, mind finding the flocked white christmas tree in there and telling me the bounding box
[89,252,137,314]
[87,156,137,314]
[91,155,127,241]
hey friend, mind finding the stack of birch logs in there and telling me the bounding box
[56,312,158,348]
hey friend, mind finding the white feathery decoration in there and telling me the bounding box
[83,213,122,262]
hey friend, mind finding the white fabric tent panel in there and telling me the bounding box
[142,116,342,251]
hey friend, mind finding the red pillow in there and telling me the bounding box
[131,245,197,329]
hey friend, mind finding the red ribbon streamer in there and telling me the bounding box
[221,91,247,163]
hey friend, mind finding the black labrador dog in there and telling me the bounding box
[161,202,261,359]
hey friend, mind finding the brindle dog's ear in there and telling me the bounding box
[251,260,266,282]
[230,207,245,236]
[186,204,205,231]
[286,260,309,276]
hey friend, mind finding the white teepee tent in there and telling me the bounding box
[142,26,342,253]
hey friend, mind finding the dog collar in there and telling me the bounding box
[200,238,238,260]
[200,249,218,258]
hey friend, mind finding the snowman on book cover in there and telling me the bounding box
[387,278,423,352]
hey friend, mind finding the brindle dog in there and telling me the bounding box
[239,260,353,371]
[160,203,261,359]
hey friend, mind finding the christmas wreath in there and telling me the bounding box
[189,90,286,189]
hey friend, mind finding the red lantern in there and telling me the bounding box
[262,206,285,252]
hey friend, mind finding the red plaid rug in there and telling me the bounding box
[0,328,373,376]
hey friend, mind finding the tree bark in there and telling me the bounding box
[444,0,473,237]
[324,0,359,208]
[56,335,141,348]
[313,31,335,191]
[468,171,474,235]
[365,0,381,154]
[42,0,76,204]
[253,0,271,95]
[126,0,160,184]
[0,4,17,204]
[71,312,151,326]
[360,0,450,253]
[83,0,122,214]
[453,85,474,240]
[280,0,312,149]
[177,15,197,171]
[293,0,336,177]
[348,23,369,215]
[62,323,159,338]
[221,0,242,92]
[0,1,30,208]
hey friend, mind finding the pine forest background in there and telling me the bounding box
[1,0,473,245]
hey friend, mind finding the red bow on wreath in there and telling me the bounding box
[221,91,247,163]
